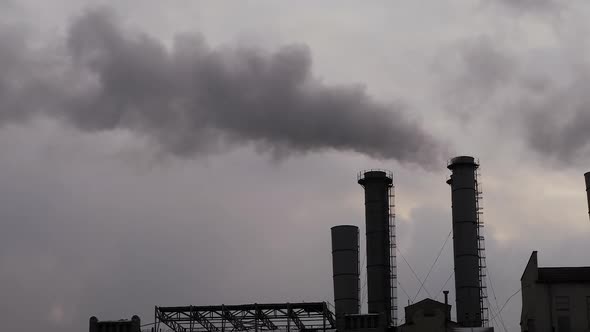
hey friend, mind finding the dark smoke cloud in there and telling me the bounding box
[435,34,590,164]
[0,8,444,165]
[520,75,590,162]
[433,37,516,120]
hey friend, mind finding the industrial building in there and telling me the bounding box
[520,251,590,332]
[517,172,590,332]
[92,155,590,332]
[91,156,495,332]
[397,297,457,332]
[329,157,492,332]
[89,315,141,332]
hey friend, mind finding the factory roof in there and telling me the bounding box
[538,267,590,283]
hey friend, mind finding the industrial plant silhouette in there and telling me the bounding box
[89,156,590,332]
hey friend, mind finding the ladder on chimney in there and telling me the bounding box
[388,185,397,327]
[475,170,489,327]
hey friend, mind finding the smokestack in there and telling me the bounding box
[585,172,590,220]
[447,156,482,327]
[443,290,450,324]
[331,225,360,323]
[358,170,395,326]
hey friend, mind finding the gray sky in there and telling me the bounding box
[1,1,589,331]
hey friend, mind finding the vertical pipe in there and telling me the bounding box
[154,306,158,332]
[447,156,482,327]
[358,170,393,326]
[90,316,98,332]
[131,316,140,332]
[585,172,590,220]
[287,304,291,332]
[444,291,449,332]
[331,225,360,331]
[254,304,258,332]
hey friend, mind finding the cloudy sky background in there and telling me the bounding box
[1,1,590,331]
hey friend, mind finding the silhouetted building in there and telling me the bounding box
[520,251,590,332]
[397,298,459,332]
[341,313,388,332]
[89,315,141,332]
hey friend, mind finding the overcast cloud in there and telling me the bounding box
[1,2,590,332]
[0,8,443,166]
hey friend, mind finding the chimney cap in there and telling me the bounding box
[357,169,393,185]
[447,156,479,170]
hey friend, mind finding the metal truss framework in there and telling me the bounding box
[155,302,335,332]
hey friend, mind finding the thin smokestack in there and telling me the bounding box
[447,156,482,327]
[585,172,590,220]
[331,225,360,329]
[358,170,394,326]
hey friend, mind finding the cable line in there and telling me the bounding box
[487,269,508,331]
[397,279,412,305]
[412,230,452,302]
[490,288,521,321]
[435,271,454,301]
[398,248,432,298]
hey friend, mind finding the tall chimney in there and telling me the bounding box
[447,156,482,327]
[585,172,590,220]
[358,170,394,326]
[331,225,360,324]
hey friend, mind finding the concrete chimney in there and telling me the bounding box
[447,156,482,327]
[331,225,360,321]
[358,170,394,326]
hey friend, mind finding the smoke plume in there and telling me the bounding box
[435,35,590,165]
[0,8,443,165]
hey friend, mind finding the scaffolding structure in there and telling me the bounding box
[154,302,335,332]
[475,169,489,327]
[388,185,397,327]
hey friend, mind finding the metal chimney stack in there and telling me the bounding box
[447,156,482,327]
[585,172,590,221]
[358,170,395,326]
[331,225,360,323]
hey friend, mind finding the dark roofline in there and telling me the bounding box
[539,266,590,270]
[405,298,450,309]
[537,267,590,284]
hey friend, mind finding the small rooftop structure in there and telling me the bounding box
[397,298,460,332]
[89,315,141,332]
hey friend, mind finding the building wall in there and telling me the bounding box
[89,316,141,332]
[341,313,387,332]
[521,253,590,332]
[545,283,590,332]
[397,307,447,332]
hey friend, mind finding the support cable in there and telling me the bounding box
[412,230,452,302]
[485,296,505,332]
[490,288,522,321]
[484,297,500,331]
[398,249,432,298]
[487,269,508,332]
[435,271,454,301]
[397,279,412,305]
